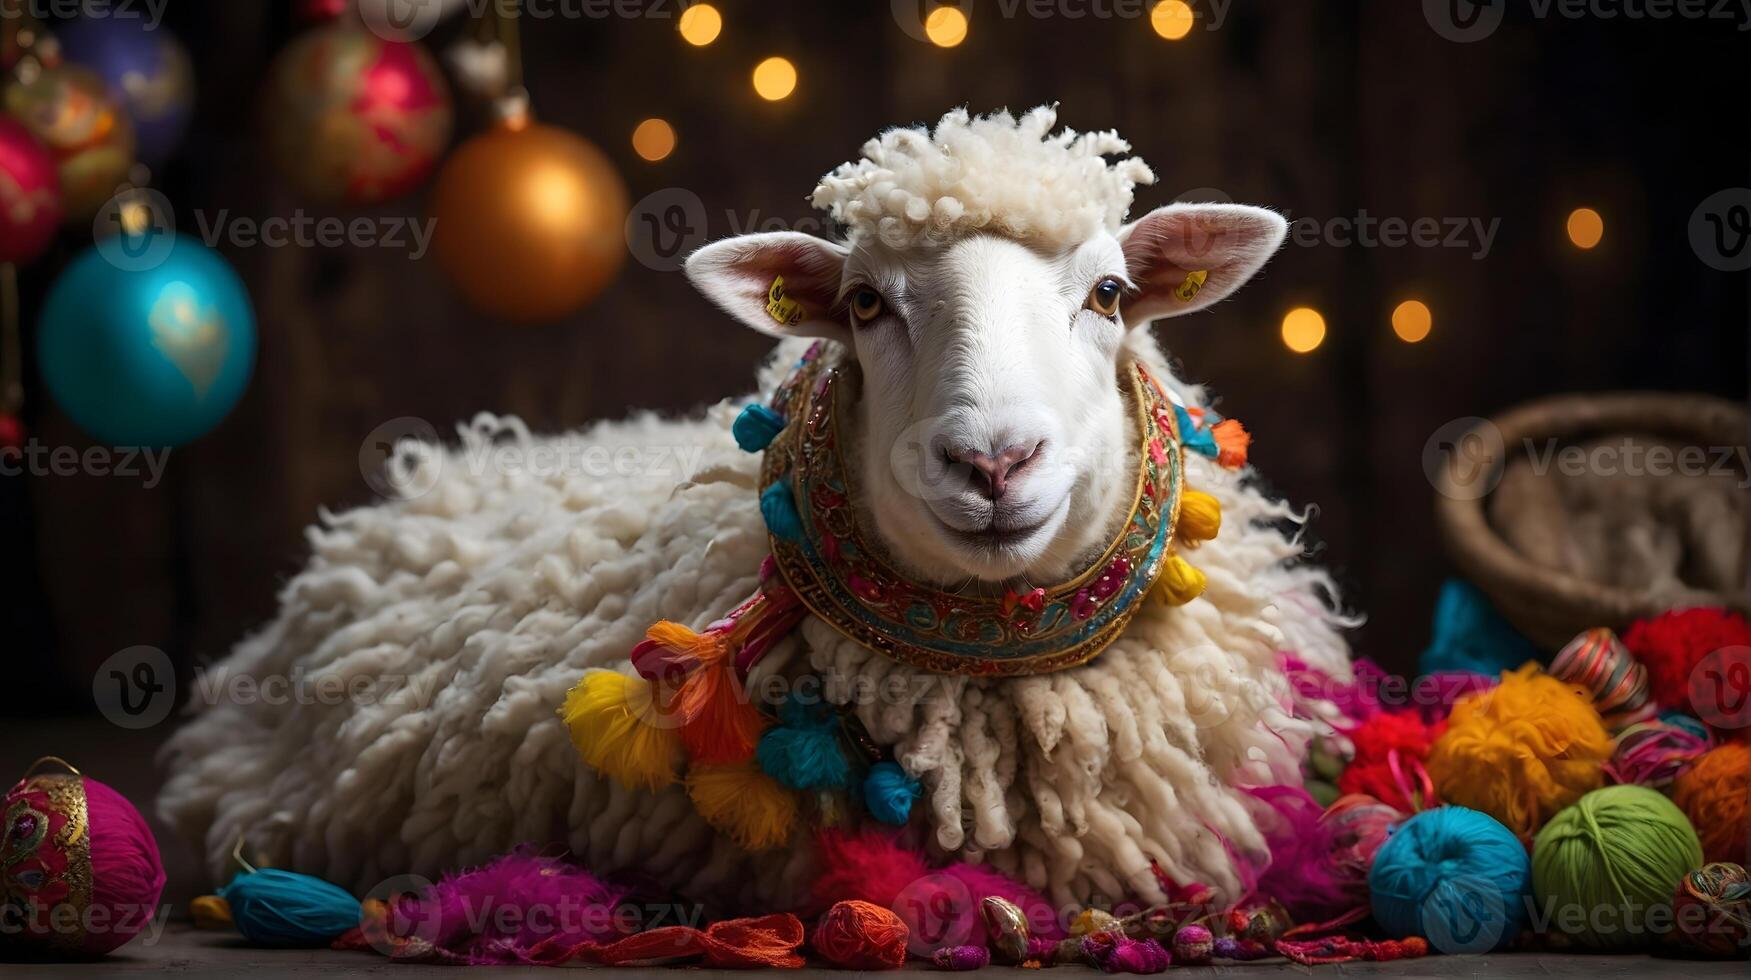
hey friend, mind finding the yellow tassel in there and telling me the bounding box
[686,760,798,851]
[1176,490,1222,545]
[190,895,233,930]
[561,670,682,791]
[1152,554,1207,606]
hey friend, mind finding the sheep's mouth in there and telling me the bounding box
[933,512,1055,551]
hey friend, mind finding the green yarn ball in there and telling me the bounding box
[1531,785,1704,950]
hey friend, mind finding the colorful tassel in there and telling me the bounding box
[219,868,361,948]
[760,478,804,542]
[733,404,786,452]
[1176,489,1221,544]
[1151,554,1206,606]
[643,621,767,765]
[861,761,921,825]
[190,894,233,930]
[560,670,682,791]
[756,695,851,791]
[686,760,799,850]
[1211,419,1249,468]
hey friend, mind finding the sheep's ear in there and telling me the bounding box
[1117,204,1289,325]
[685,232,850,342]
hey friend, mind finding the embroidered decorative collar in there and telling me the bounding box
[755,342,1186,676]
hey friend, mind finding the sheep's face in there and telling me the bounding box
[687,204,1288,585]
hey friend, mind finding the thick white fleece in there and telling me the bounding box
[157,336,1350,909]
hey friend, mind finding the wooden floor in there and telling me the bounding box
[2,925,1744,978]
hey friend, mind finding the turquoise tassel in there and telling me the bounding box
[756,695,850,791]
[220,868,362,948]
[733,404,785,452]
[863,761,922,826]
[1174,403,1219,459]
[760,478,804,542]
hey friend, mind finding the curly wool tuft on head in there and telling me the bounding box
[810,105,1156,250]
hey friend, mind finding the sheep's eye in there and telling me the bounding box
[849,287,885,324]
[1086,278,1123,318]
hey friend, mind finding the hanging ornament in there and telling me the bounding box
[263,21,453,206]
[38,216,255,447]
[56,17,195,169]
[3,60,135,222]
[0,114,60,265]
[1,263,22,449]
[429,4,626,322]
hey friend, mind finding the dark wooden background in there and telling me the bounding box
[7,0,1748,714]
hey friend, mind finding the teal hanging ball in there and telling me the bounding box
[733,403,785,452]
[760,477,804,542]
[863,761,922,826]
[38,233,255,447]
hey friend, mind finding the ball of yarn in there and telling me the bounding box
[1671,742,1748,864]
[1368,806,1530,953]
[1418,578,1542,677]
[932,944,990,970]
[1081,933,1170,974]
[1427,664,1611,837]
[1338,711,1445,811]
[1531,785,1704,950]
[221,868,362,948]
[1550,627,1656,729]
[812,899,908,969]
[1604,719,1713,789]
[1,765,167,956]
[861,761,921,826]
[1623,607,1751,722]
[1671,862,1751,958]
[1171,923,1214,964]
[1321,794,1405,903]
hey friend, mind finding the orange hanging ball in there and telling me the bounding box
[430,107,628,323]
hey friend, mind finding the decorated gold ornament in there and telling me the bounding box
[4,63,135,221]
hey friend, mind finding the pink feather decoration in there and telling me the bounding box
[396,848,628,964]
[1243,785,1351,922]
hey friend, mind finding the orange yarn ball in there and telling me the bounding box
[1427,665,1612,838]
[813,899,909,969]
[1672,742,1749,863]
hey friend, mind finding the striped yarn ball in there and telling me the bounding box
[1603,719,1713,789]
[1549,628,1655,730]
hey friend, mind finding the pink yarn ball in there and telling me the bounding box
[2,767,166,956]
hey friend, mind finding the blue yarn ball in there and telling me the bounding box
[732,404,786,452]
[760,478,804,542]
[1417,578,1542,677]
[756,695,849,791]
[219,868,361,948]
[1369,806,1530,953]
[862,761,922,826]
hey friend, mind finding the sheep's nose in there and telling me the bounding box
[949,442,1041,500]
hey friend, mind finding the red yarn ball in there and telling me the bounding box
[1623,608,1751,728]
[1337,711,1445,811]
[813,900,909,969]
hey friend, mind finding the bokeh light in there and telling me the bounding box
[678,4,722,46]
[1567,207,1604,249]
[752,57,797,101]
[1150,0,1195,40]
[1281,307,1326,353]
[1392,300,1433,343]
[925,6,969,48]
[631,118,675,162]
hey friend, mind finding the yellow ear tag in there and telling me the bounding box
[766,276,804,326]
[1173,270,1209,303]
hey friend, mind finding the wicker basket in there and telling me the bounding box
[1432,391,1750,649]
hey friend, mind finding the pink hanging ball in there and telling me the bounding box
[2,761,167,956]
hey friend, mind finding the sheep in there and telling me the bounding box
[157,106,1352,913]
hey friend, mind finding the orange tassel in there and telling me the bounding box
[646,621,767,764]
[1211,419,1250,469]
